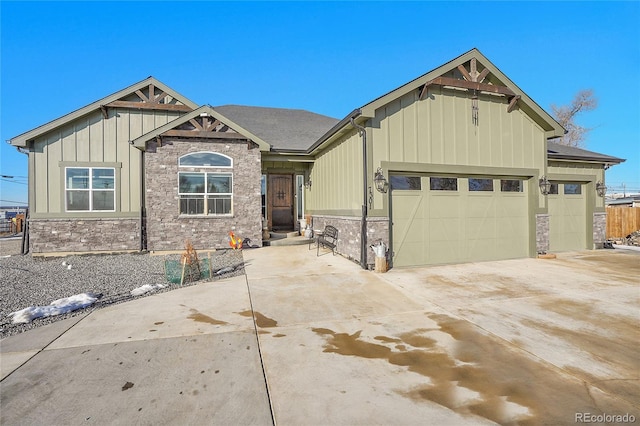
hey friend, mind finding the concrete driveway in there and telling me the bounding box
[2,247,639,425]
[244,247,639,425]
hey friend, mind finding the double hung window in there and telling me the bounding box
[65,167,115,211]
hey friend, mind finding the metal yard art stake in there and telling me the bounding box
[180,240,201,285]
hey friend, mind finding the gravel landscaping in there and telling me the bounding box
[0,249,245,339]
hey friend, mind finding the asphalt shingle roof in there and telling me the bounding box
[214,105,339,151]
[547,141,624,164]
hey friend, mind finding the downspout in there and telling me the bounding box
[14,143,30,255]
[130,139,146,252]
[140,149,146,251]
[350,118,368,269]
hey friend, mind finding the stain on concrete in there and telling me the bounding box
[121,382,134,391]
[312,328,391,359]
[312,313,640,424]
[154,321,164,325]
[239,310,278,328]
[188,309,228,325]
[273,334,286,338]
[521,317,639,406]
[374,336,401,343]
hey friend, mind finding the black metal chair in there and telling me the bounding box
[315,225,338,256]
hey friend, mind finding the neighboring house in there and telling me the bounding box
[9,48,624,268]
[606,196,640,208]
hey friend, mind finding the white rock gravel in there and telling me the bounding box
[0,250,245,339]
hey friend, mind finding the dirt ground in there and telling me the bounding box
[0,238,22,257]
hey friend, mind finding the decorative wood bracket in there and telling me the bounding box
[162,130,246,139]
[419,58,514,100]
[100,105,109,119]
[419,76,515,100]
[103,101,192,112]
[507,95,521,113]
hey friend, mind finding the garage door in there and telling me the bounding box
[549,182,587,252]
[391,175,530,267]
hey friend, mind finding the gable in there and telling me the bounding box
[9,77,198,148]
[361,48,565,139]
[131,105,271,152]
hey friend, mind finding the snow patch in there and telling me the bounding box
[130,283,166,297]
[8,293,100,324]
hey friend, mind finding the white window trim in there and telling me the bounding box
[64,166,116,212]
[178,151,233,168]
[178,172,233,216]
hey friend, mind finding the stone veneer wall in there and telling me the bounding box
[311,215,389,268]
[535,214,550,254]
[29,218,140,253]
[145,138,262,251]
[593,212,607,249]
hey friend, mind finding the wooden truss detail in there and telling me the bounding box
[419,58,515,101]
[102,83,192,113]
[162,115,246,140]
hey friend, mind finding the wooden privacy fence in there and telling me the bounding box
[606,207,640,238]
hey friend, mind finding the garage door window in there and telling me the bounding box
[500,179,523,192]
[549,183,559,194]
[564,183,582,195]
[469,178,494,192]
[430,177,457,191]
[391,176,421,190]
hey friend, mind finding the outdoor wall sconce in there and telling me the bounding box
[374,167,389,193]
[539,175,551,196]
[304,179,312,189]
[596,181,607,197]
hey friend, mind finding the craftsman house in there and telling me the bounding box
[9,48,624,268]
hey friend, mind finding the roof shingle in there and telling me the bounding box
[213,105,339,151]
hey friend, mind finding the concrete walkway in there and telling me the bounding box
[2,247,639,425]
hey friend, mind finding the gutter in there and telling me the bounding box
[307,108,362,154]
[350,117,368,270]
[547,154,625,165]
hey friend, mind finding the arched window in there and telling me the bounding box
[177,152,233,216]
[179,152,232,168]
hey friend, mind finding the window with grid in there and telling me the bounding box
[65,167,115,212]
[178,152,233,216]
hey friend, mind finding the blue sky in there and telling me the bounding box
[1,1,639,206]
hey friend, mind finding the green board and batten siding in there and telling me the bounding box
[31,108,183,218]
[307,130,363,215]
[370,87,547,214]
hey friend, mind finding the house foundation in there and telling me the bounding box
[28,218,140,254]
[311,215,389,268]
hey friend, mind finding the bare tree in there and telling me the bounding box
[551,89,598,147]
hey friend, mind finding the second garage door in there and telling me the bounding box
[391,175,530,267]
[548,182,587,252]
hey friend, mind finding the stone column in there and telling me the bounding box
[593,212,607,249]
[536,214,550,254]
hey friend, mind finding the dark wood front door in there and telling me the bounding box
[268,174,294,231]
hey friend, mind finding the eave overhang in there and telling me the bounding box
[548,153,625,165]
[307,108,363,156]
